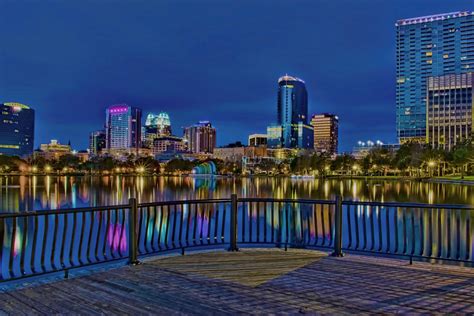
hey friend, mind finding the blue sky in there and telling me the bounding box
[1,0,473,151]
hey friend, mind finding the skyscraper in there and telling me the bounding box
[267,75,313,149]
[0,102,35,157]
[310,113,339,155]
[427,73,473,151]
[105,104,142,151]
[89,130,106,156]
[396,11,474,144]
[143,112,172,147]
[184,121,216,154]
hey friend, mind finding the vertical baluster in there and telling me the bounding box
[68,213,76,267]
[50,214,59,270]
[118,209,127,257]
[306,204,311,246]
[249,201,253,242]
[465,212,471,261]
[437,208,442,258]
[198,204,204,246]
[346,205,352,249]
[164,205,171,249]
[192,203,198,246]
[362,206,368,250]
[158,205,165,250]
[394,207,399,254]
[377,207,383,252]
[78,212,88,265]
[40,214,49,271]
[314,204,319,246]
[102,210,113,260]
[427,208,433,257]
[285,202,290,248]
[171,204,178,248]
[264,201,267,243]
[370,206,375,251]
[86,210,96,263]
[30,215,39,273]
[59,213,68,270]
[292,202,297,246]
[205,204,211,245]
[137,206,145,253]
[0,217,5,278]
[354,205,360,250]
[456,209,461,260]
[111,209,121,259]
[447,208,451,259]
[20,216,28,276]
[385,207,390,253]
[186,204,192,247]
[410,209,415,256]
[8,217,17,278]
[271,202,275,244]
[145,206,152,253]
[419,208,424,257]
[257,202,261,243]
[278,202,283,247]
[213,203,219,244]
[402,208,407,255]
[93,211,105,264]
[179,203,185,248]
[220,203,226,243]
[321,204,326,246]
[241,202,246,243]
[151,206,158,252]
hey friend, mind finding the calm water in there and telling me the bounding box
[1,175,474,213]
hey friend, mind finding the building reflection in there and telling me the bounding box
[0,175,473,213]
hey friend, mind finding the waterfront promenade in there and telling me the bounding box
[0,249,473,314]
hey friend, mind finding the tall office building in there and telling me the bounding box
[105,104,142,150]
[396,11,474,143]
[143,112,172,147]
[89,130,106,156]
[310,113,339,155]
[184,121,216,154]
[0,102,35,157]
[267,75,313,149]
[427,73,473,151]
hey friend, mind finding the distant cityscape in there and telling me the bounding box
[1,11,474,176]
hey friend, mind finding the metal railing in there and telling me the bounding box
[0,195,472,282]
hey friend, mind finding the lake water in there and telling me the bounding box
[0,176,473,280]
[0,175,473,213]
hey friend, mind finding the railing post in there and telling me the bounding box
[228,194,239,251]
[128,197,140,265]
[331,195,344,257]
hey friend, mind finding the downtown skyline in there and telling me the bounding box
[2,0,474,152]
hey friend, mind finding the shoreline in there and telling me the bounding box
[1,173,473,185]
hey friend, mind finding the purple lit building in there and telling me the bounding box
[105,104,142,151]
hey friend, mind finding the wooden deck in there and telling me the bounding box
[0,249,473,314]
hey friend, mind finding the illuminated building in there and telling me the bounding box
[184,121,216,154]
[213,145,267,162]
[427,73,473,151]
[396,11,474,144]
[144,112,172,147]
[310,114,339,155]
[267,75,313,149]
[105,104,142,151]
[152,135,185,155]
[248,134,267,147]
[89,130,106,156]
[352,141,400,159]
[0,102,34,157]
[36,140,71,160]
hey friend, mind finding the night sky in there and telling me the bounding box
[1,0,473,152]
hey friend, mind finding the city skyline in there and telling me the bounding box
[2,0,473,152]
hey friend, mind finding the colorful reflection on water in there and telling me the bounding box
[0,176,474,213]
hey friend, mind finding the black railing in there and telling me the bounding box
[0,195,472,282]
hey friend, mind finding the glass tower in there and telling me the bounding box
[0,102,35,157]
[268,75,313,149]
[105,104,142,150]
[396,11,474,143]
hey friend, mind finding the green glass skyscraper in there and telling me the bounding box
[396,11,474,144]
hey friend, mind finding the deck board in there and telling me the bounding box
[0,249,472,314]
